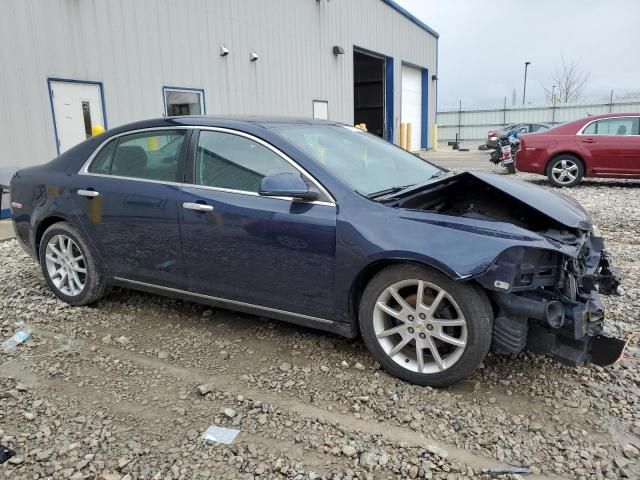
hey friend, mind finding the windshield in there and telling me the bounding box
[271,124,441,196]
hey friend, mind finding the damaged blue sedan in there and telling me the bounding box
[10,116,626,386]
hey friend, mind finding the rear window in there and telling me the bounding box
[87,130,186,182]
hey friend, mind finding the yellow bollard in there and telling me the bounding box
[91,124,105,136]
[432,123,438,151]
[406,123,413,151]
[400,123,407,150]
[147,135,160,151]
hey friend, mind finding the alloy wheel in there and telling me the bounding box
[45,234,87,296]
[551,159,579,185]
[372,279,468,374]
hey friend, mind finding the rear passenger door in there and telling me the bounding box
[579,117,640,174]
[72,128,191,288]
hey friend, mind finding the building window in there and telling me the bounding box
[163,87,205,116]
[312,100,329,120]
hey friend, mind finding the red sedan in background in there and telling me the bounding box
[516,113,640,187]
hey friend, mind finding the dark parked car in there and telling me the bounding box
[487,123,550,148]
[10,116,626,386]
[517,113,640,187]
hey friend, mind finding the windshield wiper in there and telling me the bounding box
[365,171,446,200]
[366,183,416,199]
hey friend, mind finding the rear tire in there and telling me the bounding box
[39,221,108,306]
[547,155,584,187]
[359,264,493,387]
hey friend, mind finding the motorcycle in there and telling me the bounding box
[489,130,519,174]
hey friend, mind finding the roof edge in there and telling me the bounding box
[381,0,440,39]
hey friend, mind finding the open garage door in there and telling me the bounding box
[401,65,423,152]
[353,50,386,138]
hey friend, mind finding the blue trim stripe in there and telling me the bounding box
[381,0,440,38]
[0,208,10,219]
[385,58,394,143]
[421,68,429,149]
[47,77,108,155]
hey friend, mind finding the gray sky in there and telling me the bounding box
[395,0,640,109]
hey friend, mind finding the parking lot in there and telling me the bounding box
[1,151,639,480]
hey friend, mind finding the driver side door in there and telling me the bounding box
[179,128,337,319]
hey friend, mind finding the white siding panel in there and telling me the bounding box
[0,0,437,169]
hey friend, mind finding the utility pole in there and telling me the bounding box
[457,99,462,144]
[503,96,507,125]
[522,61,531,105]
[551,85,556,125]
[609,89,614,113]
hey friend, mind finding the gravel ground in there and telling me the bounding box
[1,164,639,480]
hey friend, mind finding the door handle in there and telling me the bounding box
[580,138,596,143]
[183,202,214,212]
[77,189,100,198]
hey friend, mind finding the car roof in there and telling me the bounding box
[109,115,343,133]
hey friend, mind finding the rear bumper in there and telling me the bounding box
[514,149,548,175]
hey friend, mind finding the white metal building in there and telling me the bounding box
[0,0,438,177]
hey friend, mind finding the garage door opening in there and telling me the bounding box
[353,50,386,138]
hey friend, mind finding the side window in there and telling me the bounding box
[88,139,117,174]
[91,130,186,182]
[585,118,639,136]
[531,124,549,132]
[583,122,597,135]
[195,131,301,192]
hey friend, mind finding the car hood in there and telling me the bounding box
[463,172,592,230]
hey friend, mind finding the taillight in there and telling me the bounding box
[488,131,497,137]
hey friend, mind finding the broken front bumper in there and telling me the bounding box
[484,245,627,367]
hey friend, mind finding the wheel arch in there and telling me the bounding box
[348,257,458,331]
[34,215,70,259]
[544,151,586,176]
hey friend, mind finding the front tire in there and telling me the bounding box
[547,155,584,187]
[359,265,493,387]
[39,221,108,306]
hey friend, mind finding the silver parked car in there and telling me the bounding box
[486,123,550,148]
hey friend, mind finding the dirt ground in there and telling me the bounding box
[1,152,639,480]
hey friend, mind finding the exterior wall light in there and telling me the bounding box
[219,46,229,56]
[333,46,344,55]
[250,52,259,62]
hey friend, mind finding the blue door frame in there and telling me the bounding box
[353,46,394,143]
[47,78,108,156]
[421,68,430,149]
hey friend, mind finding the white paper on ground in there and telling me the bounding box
[201,426,240,445]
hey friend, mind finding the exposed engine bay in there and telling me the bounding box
[389,172,627,367]
[396,173,571,231]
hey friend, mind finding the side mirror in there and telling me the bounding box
[258,173,319,201]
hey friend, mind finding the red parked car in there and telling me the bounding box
[516,113,640,187]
